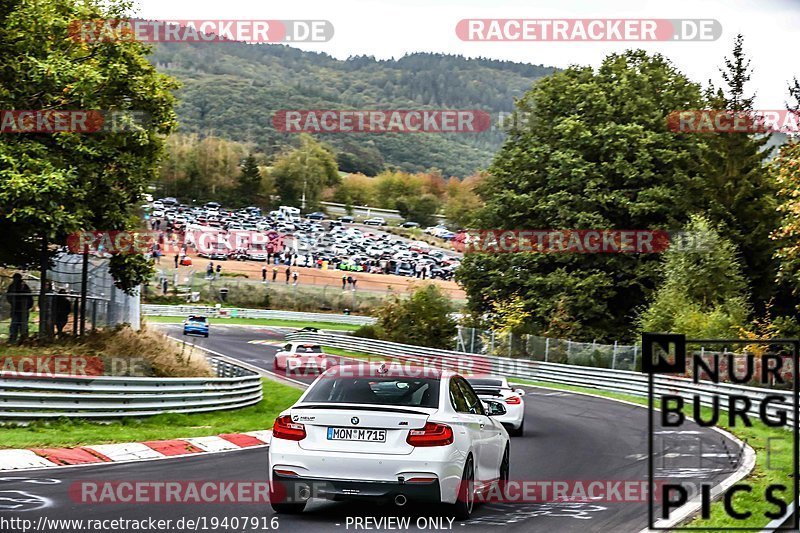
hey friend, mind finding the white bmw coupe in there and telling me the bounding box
[268,363,510,519]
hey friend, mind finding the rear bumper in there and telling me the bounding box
[269,442,466,503]
[495,405,524,429]
[271,473,441,504]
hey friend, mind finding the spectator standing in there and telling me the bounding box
[342,275,347,290]
[292,271,299,286]
[285,267,291,284]
[54,289,71,337]
[215,264,222,280]
[174,254,179,268]
[272,267,278,282]
[162,278,168,295]
[262,266,267,283]
[352,277,357,290]
[206,262,214,279]
[6,273,33,343]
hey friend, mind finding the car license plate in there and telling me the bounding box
[327,427,386,442]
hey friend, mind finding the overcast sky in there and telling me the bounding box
[137,0,798,108]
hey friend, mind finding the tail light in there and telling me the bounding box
[505,396,522,405]
[407,422,454,447]
[273,415,306,441]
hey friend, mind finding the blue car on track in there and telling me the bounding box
[183,315,209,337]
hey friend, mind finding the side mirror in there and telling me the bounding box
[514,389,526,397]
[485,401,507,417]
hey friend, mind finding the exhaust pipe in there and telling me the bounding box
[297,485,311,501]
[394,494,407,507]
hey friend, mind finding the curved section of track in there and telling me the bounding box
[0,325,743,533]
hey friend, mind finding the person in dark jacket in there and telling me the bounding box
[54,289,71,337]
[6,273,33,343]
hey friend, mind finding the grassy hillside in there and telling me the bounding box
[148,43,556,176]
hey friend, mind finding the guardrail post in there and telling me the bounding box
[470,327,476,353]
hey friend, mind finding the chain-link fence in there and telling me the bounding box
[0,253,140,342]
[454,326,792,385]
[454,326,642,371]
[142,267,417,315]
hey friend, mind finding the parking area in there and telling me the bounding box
[147,199,464,296]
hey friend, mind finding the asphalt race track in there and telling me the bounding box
[0,324,745,533]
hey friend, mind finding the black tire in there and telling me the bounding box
[204,333,209,338]
[510,419,524,437]
[451,455,475,520]
[499,446,510,497]
[182,331,187,336]
[269,501,306,514]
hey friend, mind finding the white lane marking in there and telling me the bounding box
[183,436,240,452]
[0,451,58,471]
[471,502,608,525]
[86,443,164,462]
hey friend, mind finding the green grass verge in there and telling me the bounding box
[0,379,302,449]
[144,315,361,331]
[323,346,378,360]
[511,378,792,530]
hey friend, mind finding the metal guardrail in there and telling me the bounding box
[286,332,796,425]
[0,355,262,419]
[142,304,377,326]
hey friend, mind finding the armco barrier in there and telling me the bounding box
[142,304,376,326]
[0,356,262,419]
[286,332,796,426]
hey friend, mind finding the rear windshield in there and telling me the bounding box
[296,344,323,353]
[304,377,440,408]
[187,316,207,323]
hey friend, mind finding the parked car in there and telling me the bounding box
[306,212,327,220]
[401,221,420,228]
[464,376,526,436]
[268,364,510,519]
[363,217,386,226]
[338,215,355,223]
[183,315,209,337]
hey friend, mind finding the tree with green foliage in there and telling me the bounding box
[369,285,456,349]
[457,50,711,342]
[639,216,750,339]
[0,0,177,295]
[700,34,781,315]
[271,134,339,210]
[396,194,440,226]
[236,154,262,205]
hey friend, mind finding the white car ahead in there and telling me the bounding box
[273,343,334,375]
[464,377,526,436]
[268,363,510,519]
